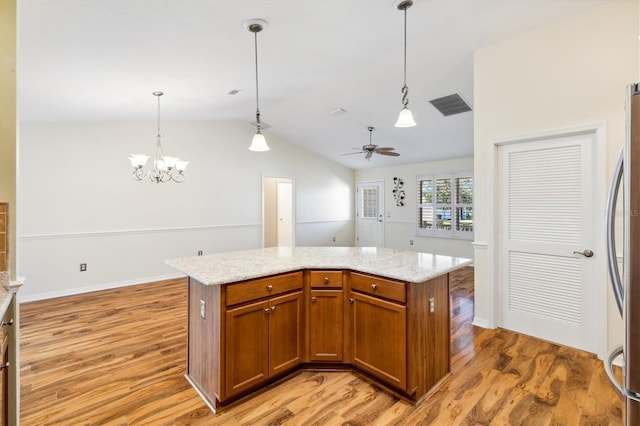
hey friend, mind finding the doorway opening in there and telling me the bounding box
[263,177,295,247]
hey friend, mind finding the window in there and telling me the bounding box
[361,187,379,219]
[417,173,473,239]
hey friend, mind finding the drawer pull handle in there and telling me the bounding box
[311,297,316,303]
[1,319,13,327]
[323,277,329,284]
[0,362,9,370]
[267,284,273,291]
[371,284,377,290]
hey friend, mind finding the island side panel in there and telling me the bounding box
[406,273,451,400]
[188,277,222,406]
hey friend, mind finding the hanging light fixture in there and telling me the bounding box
[394,0,417,128]
[245,19,270,152]
[129,91,188,183]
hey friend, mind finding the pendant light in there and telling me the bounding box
[394,0,417,128]
[246,19,270,152]
[129,91,188,183]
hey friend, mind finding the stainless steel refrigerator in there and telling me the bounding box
[606,82,640,424]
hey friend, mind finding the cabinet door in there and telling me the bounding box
[0,329,6,426]
[309,290,343,362]
[225,299,269,397]
[269,291,303,377]
[351,291,407,391]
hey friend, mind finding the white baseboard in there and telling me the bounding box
[18,273,186,303]
[471,317,491,329]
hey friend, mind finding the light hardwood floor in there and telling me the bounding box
[20,268,624,425]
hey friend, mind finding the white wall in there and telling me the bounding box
[473,1,639,355]
[17,120,355,300]
[355,157,474,259]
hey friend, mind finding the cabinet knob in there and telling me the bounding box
[349,298,354,304]
[323,277,329,284]
[0,362,9,370]
[311,297,316,303]
[271,306,277,312]
[267,284,273,291]
[371,284,377,290]
[264,308,270,314]
[1,319,13,327]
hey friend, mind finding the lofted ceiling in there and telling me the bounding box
[17,0,608,170]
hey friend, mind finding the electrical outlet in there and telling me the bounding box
[409,240,414,245]
[197,250,203,256]
[80,263,87,272]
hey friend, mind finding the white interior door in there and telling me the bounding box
[277,181,293,247]
[498,131,601,354]
[356,181,384,247]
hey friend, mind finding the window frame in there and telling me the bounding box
[416,172,474,240]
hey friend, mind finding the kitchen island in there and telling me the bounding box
[166,247,472,412]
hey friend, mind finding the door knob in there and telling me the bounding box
[573,249,594,258]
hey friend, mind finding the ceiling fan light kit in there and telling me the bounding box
[394,0,416,128]
[246,18,270,152]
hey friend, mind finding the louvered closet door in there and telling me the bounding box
[498,132,597,353]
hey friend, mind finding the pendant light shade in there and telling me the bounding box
[394,0,416,128]
[395,106,416,128]
[249,130,269,152]
[246,19,270,152]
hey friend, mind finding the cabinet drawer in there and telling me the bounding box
[226,272,303,306]
[308,270,343,288]
[350,272,406,303]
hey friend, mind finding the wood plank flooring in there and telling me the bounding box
[20,268,624,425]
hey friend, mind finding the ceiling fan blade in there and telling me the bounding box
[376,147,396,151]
[341,151,364,156]
[377,151,400,156]
[365,151,373,160]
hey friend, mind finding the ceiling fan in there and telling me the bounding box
[342,126,400,160]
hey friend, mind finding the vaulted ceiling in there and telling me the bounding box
[18,0,608,169]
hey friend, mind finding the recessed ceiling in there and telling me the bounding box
[17,0,610,170]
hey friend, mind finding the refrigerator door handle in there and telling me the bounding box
[606,150,624,315]
[605,344,640,403]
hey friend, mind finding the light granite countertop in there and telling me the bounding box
[166,246,472,285]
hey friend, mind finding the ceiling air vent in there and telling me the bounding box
[429,93,472,116]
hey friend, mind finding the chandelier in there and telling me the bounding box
[129,91,189,183]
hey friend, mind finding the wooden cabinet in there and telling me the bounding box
[225,291,303,398]
[350,282,407,391]
[225,299,269,397]
[0,298,15,426]
[186,268,451,412]
[187,271,303,408]
[349,271,450,398]
[306,270,344,362]
[0,317,8,426]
